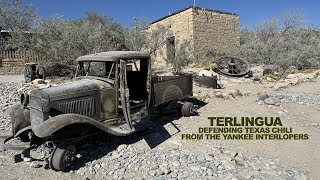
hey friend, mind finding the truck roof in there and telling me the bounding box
[76,51,150,62]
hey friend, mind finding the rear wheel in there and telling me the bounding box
[37,66,46,80]
[24,65,33,83]
[181,102,194,117]
[50,142,76,171]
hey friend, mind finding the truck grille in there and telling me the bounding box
[30,96,42,111]
[58,98,96,117]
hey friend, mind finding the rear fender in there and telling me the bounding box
[33,114,130,138]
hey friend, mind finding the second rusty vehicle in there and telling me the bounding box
[9,51,197,171]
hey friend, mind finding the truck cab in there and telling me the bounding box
[29,51,152,138]
[9,51,196,171]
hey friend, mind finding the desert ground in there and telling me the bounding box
[0,67,319,180]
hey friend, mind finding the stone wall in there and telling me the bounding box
[0,50,46,75]
[193,8,240,58]
[147,8,194,67]
[0,58,25,75]
[147,7,240,67]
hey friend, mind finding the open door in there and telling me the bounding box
[119,60,134,131]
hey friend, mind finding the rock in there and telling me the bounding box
[258,93,269,101]
[287,74,299,79]
[199,69,214,77]
[285,78,299,85]
[235,156,246,167]
[160,165,171,175]
[150,165,159,170]
[286,66,299,74]
[274,82,290,90]
[117,144,127,152]
[214,92,224,98]
[149,170,156,176]
[23,157,32,162]
[208,147,221,157]
[263,65,279,76]
[205,155,213,161]
[264,97,279,105]
[295,173,307,180]
[32,79,46,85]
[285,170,295,177]
[190,165,201,171]
[253,77,261,83]
[94,164,101,170]
[228,89,243,98]
[171,161,180,167]
[29,162,40,168]
[206,168,215,176]
[111,153,121,160]
[221,160,236,170]
[267,73,281,81]
[274,95,285,99]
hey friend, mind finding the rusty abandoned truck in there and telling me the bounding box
[8,51,197,171]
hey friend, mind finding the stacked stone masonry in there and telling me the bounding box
[0,50,45,75]
[147,6,240,66]
[0,59,25,75]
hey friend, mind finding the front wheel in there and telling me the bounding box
[50,142,76,171]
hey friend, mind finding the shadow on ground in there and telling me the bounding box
[69,98,207,171]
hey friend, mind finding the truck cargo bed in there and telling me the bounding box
[151,74,193,107]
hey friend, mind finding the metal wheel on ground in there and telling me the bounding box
[213,56,251,77]
[24,65,33,83]
[50,142,76,171]
[37,66,46,80]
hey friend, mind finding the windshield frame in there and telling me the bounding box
[75,61,118,86]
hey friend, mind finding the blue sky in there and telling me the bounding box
[24,0,320,28]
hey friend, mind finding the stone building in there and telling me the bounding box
[147,6,240,66]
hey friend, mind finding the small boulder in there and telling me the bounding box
[285,66,299,74]
[29,162,40,168]
[32,79,46,85]
[117,144,127,152]
[258,93,269,101]
[263,64,279,76]
[253,77,261,83]
[199,69,215,77]
[264,97,279,105]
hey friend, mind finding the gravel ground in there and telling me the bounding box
[0,74,24,83]
[0,74,319,180]
[0,82,22,131]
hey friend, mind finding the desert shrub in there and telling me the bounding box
[168,40,193,73]
[240,10,320,69]
[0,0,37,50]
[32,12,126,66]
[124,18,150,51]
[45,63,73,77]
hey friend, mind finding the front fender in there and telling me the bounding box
[9,103,31,135]
[33,114,133,138]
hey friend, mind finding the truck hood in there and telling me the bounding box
[30,79,109,101]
